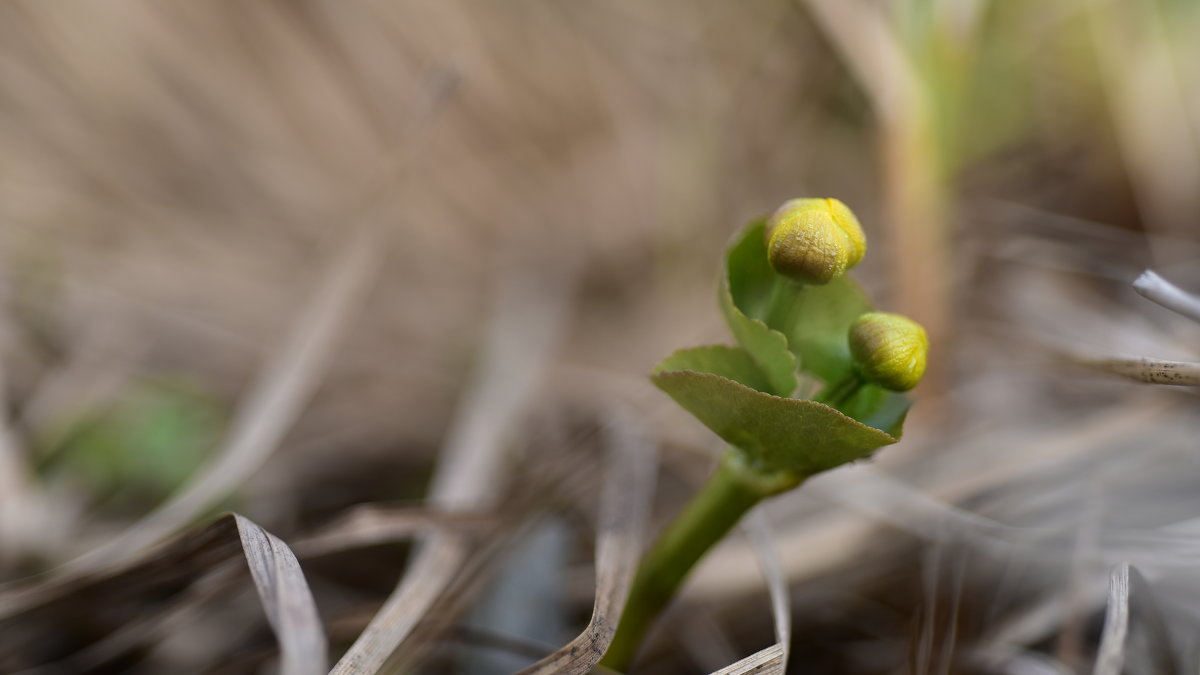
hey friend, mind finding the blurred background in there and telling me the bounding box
[1,1,1199,673]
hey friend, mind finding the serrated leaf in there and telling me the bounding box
[725,220,779,320]
[721,220,875,389]
[653,345,773,393]
[651,370,898,476]
[720,220,798,396]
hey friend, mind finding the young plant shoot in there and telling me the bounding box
[600,199,928,672]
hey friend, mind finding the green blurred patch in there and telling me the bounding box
[39,378,225,510]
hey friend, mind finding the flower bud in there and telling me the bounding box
[765,198,867,285]
[848,312,928,391]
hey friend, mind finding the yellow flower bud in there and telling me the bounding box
[765,198,867,285]
[848,312,928,391]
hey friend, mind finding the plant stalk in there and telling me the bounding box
[600,452,798,672]
[763,278,802,332]
[812,371,864,409]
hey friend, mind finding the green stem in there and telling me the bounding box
[601,453,800,672]
[763,278,801,331]
[812,371,864,409]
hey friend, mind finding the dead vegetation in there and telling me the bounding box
[0,1,1198,673]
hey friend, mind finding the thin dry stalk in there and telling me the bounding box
[708,643,786,675]
[1092,564,1130,675]
[1133,270,1200,324]
[1075,356,1200,387]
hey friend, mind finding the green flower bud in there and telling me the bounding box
[848,312,928,391]
[765,198,867,285]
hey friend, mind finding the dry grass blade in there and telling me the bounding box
[742,508,790,663]
[696,509,791,675]
[1117,567,1178,675]
[1076,356,1200,387]
[331,253,575,674]
[977,653,1075,675]
[1092,563,1130,675]
[516,407,658,675]
[1091,565,1180,675]
[235,514,328,675]
[1134,270,1200,324]
[708,643,786,675]
[294,507,497,559]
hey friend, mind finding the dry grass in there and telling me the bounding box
[0,1,1198,673]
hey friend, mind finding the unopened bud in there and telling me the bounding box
[848,312,928,391]
[765,198,867,285]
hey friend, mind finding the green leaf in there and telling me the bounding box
[41,378,224,507]
[653,345,773,394]
[721,219,875,388]
[720,220,797,396]
[651,370,898,476]
[777,277,874,383]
